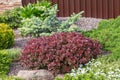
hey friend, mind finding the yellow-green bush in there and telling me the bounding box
[0,23,14,49]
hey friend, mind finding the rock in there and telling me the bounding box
[8,62,25,76]
[14,37,31,48]
[17,70,54,80]
[55,74,65,80]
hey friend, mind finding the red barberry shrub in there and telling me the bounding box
[20,32,102,74]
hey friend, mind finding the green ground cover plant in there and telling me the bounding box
[81,16,120,61]
[56,50,120,80]
[82,16,120,51]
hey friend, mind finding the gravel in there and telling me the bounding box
[8,17,102,76]
[75,17,102,31]
[58,17,102,31]
[13,37,31,48]
[8,62,25,76]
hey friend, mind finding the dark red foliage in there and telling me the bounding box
[20,32,102,74]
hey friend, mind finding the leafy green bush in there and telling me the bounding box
[19,0,51,19]
[0,7,22,29]
[105,47,120,62]
[0,50,12,75]
[0,23,14,49]
[19,4,83,37]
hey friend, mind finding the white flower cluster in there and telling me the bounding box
[69,59,120,80]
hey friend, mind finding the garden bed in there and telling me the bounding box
[0,1,120,80]
[9,17,103,76]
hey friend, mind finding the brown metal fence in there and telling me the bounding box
[22,0,120,19]
[22,0,38,6]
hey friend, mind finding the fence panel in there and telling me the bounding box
[22,0,120,19]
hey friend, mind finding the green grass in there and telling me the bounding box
[6,48,21,61]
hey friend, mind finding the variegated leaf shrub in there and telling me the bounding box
[19,4,83,37]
